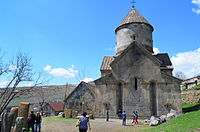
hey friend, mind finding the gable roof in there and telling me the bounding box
[100,49,173,71]
[48,102,64,112]
[111,42,162,68]
[65,81,95,102]
[115,8,153,33]
[100,56,115,71]
[154,53,173,68]
[161,72,182,84]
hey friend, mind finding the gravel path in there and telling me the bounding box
[41,118,150,132]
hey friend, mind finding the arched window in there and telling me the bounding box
[130,35,136,41]
[135,78,138,90]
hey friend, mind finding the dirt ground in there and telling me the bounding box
[41,118,150,132]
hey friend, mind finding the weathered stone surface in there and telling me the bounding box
[1,112,9,132]
[144,119,150,124]
[159,115,167,123]
[18,102,30,129]
[116,23,153,55]
[149,116,161,126]
[64,109,72,118]
[181,90,200,104]
[12,117,25,132]
[170,109,178,117]
[65,82,95,115]
[166,113,175,121]
[64,109,78,118]
[149,120,159,126]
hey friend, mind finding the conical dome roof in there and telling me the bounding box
[115,8,153,33]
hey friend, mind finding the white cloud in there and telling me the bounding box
[192,8,200,14]
[192,0,200,14]
[25,83,33,87]
[153,47,160,55]
[0,81,7,87]
[44,65,52,71]
[171,48,200,78]
[44,65,78,78]
[192,0,200,7]
[81,77,94,83]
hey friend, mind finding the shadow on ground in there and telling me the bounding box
[182,104,200,113]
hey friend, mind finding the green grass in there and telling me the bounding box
[43,116,77,123]
[182,102,200,108]
[193,84,200,89]
[142,110,200,132]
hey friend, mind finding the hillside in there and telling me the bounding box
[143,110,200,132]
[3,84,76,106]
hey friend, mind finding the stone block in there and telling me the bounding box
[64,109,72,118]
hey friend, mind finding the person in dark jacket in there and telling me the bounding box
[78,112,91,132]
[27,111,36,132]
[35,112,42,132]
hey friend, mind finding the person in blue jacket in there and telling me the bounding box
[121,111,127,126]
[79,112,91,132]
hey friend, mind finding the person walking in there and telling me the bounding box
[27,111,36,132]
[132,111,135,124]
[78,112,91,132]
[122,111,127,126]
[134,111,139,124]
[35,112,42,132]
[117,109,122,119]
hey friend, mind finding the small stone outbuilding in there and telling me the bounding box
[65,82,95,114]
[181,76,200,90]
[43,102,64,116]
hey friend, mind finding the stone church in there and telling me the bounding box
[65,7,182,118]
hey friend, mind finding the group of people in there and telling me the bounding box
[27,111,42,132]
[121,110,139,126]
[76,110,138,132]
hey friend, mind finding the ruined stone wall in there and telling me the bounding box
[181,90,200,104]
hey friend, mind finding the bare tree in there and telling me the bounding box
[35,86,49,114]
[75,66,93,83]
[0,51,44,114]
[64,82,69,100]
[27,72,51,114]
[76,67,86,82]
[175,71,186,80]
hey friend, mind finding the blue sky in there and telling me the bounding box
[0,0,200,86]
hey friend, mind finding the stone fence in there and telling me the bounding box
[181,90,200,104]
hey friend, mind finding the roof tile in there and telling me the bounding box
[48,102,64,112]
[100,56,115,71]
[116,8,152,32]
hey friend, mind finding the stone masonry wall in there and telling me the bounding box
[181,90,200,104]
[116,23,153,55]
